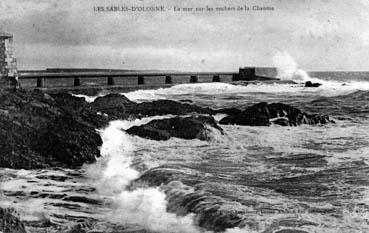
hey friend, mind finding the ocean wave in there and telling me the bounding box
[84,120,205,233]
[305,90,369,119]
[124,80,369,102]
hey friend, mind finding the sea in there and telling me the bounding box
[1,72,369,233]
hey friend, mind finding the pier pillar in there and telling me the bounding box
[107,77,115,85]
[165,75,172,84]
[190,75,198,83]
[74,77,81,86]
[37,78,44,88]
[138,76,144,85]
[212,75,220,82]
[239,67,256,81]
[0,32,18,90]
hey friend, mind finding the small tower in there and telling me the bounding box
[239,67,256,81]
[0,32,18,89]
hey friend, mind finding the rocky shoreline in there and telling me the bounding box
[0,89,334,170]
[0,89,334,233]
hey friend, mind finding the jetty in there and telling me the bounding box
[0,32,279,93]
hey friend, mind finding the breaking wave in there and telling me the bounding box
[272,51,310,82]
[83,117,262,233]
[84,119,204,233]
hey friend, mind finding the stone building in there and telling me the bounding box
[0,32,18,89]
[237,67,278,81]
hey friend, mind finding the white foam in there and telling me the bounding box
[224,227,259,233]
[71,93,105,103]
[213,113,228,122]
[85,119,204,233]
[122,80,369,104]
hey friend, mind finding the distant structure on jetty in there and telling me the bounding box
[0,32,18,89]
[236,67,277,81]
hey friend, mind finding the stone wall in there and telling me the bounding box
[0,33,18,88]
[238,67,278,80]
[255,67,278,78]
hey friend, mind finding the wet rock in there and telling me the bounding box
[0,89,103,169]
[127,125,171,140]
[126,115,223,141]
[90,93,134,120]
[219,102,333,126]
[50,93,87,114]
[51,92,109,128]
[90,95,212,119]
[219,103,271,126]
[305,81,322,87]
[0,208,27,233]
[33,114,102,168]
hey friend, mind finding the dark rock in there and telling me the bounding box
[90,93,135,120]
[179,99,193,103]
[0,89,103,169]
[212,107,243,116]
[128,126,171,141]
[50,92,109,128]
[33,114,102,168]
[49,93,87,114]
[0,208,27,233]
[219,103,270,126]
[92,93,134,107]
[305,81,322,87]
[90,95,211,119]
[219,102,333,126]
[126,115,223,140]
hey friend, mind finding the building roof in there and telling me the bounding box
[0,32,13,39]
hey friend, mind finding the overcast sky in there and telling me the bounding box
[1,0,369,71]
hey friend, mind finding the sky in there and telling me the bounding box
[1,0,369,71]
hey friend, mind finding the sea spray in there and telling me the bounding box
[272,51,310,82]
[85,120,203,233]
